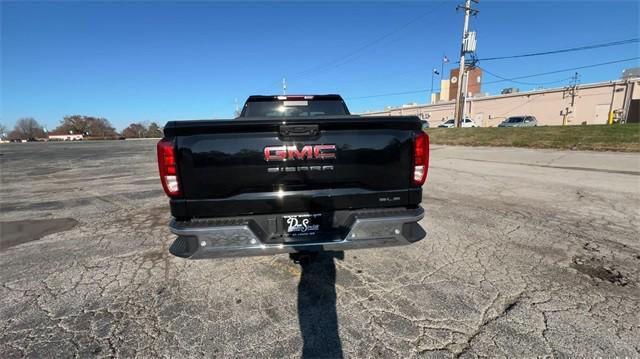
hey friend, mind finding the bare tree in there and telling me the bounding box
[121,122,164,138]
[122,123,147,138]
[53,115,117,139]
[146,122,163,138]
[0,123,7,139]
[13,118,45,139]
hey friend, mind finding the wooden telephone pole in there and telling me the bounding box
[561,72,579,125]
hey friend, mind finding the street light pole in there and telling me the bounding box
[430,70,435,104]
[441,55,447,88]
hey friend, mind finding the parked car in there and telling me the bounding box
[438,119,455,128]
[420,119,430,130]
[158,94,429,261]
[438,118,478,128]
[498,116,538,127]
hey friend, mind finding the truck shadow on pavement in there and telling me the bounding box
[297,251,344,359]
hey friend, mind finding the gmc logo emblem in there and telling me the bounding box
[264,145,336,161]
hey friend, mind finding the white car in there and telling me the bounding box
[438,118,478,128]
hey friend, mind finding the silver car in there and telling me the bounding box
[498,116,537,127]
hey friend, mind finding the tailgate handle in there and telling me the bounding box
[279,124,319,137]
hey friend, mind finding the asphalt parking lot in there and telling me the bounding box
[1,139,639,358]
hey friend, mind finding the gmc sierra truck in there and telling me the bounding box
[157,94,429,260]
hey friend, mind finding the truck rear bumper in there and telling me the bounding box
[168,207,425,259]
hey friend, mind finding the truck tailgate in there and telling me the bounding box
[165,116,423,217]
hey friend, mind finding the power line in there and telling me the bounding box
[289,1,448,80]
[348,89,429,100]
[252,2,444,95]
[476,38,639,61]
[480,67,573,86]
[256,2,448,94]
[346,57,639,100]
[346,75,566,100]
[481,57,640,85]
[493,96,539,119]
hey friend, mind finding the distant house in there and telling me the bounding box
[48,133,83,141]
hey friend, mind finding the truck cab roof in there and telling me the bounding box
[240,94,351,118]
[245,94,344,102]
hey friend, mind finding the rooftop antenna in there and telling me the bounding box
[282,77,287,95]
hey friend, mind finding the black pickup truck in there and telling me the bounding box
[157,94,429,259]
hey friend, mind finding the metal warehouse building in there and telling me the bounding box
[362,78,640,126]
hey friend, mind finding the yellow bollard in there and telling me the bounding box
[608,111,614,125]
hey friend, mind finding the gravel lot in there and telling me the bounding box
[1,140,639,358]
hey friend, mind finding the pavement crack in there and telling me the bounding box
[455,291,525,358]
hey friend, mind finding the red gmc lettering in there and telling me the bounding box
[264,146,287,161]
[264,145,336,161]
[313,145,336,159]
[287,145,313,160]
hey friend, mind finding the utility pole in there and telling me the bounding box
[453,0,479,128]
[608,83,617,125]
[282,78,287,95]
[562,72,579,125]
[561,107,573,126]
[462,70,470,122]
[569,72,579,107]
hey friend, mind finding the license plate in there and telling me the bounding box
[283,214,322,237]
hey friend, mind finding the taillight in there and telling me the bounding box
[413,132,429,186]
[157,139,181,197]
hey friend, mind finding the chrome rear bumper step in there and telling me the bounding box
[168,207,425,259]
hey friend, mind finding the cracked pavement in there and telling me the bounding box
[1,140,639,357]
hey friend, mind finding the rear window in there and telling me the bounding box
[241,99,349,118]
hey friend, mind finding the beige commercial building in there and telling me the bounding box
[363,78,640,126]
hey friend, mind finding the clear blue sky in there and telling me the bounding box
[2,0,639,131]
